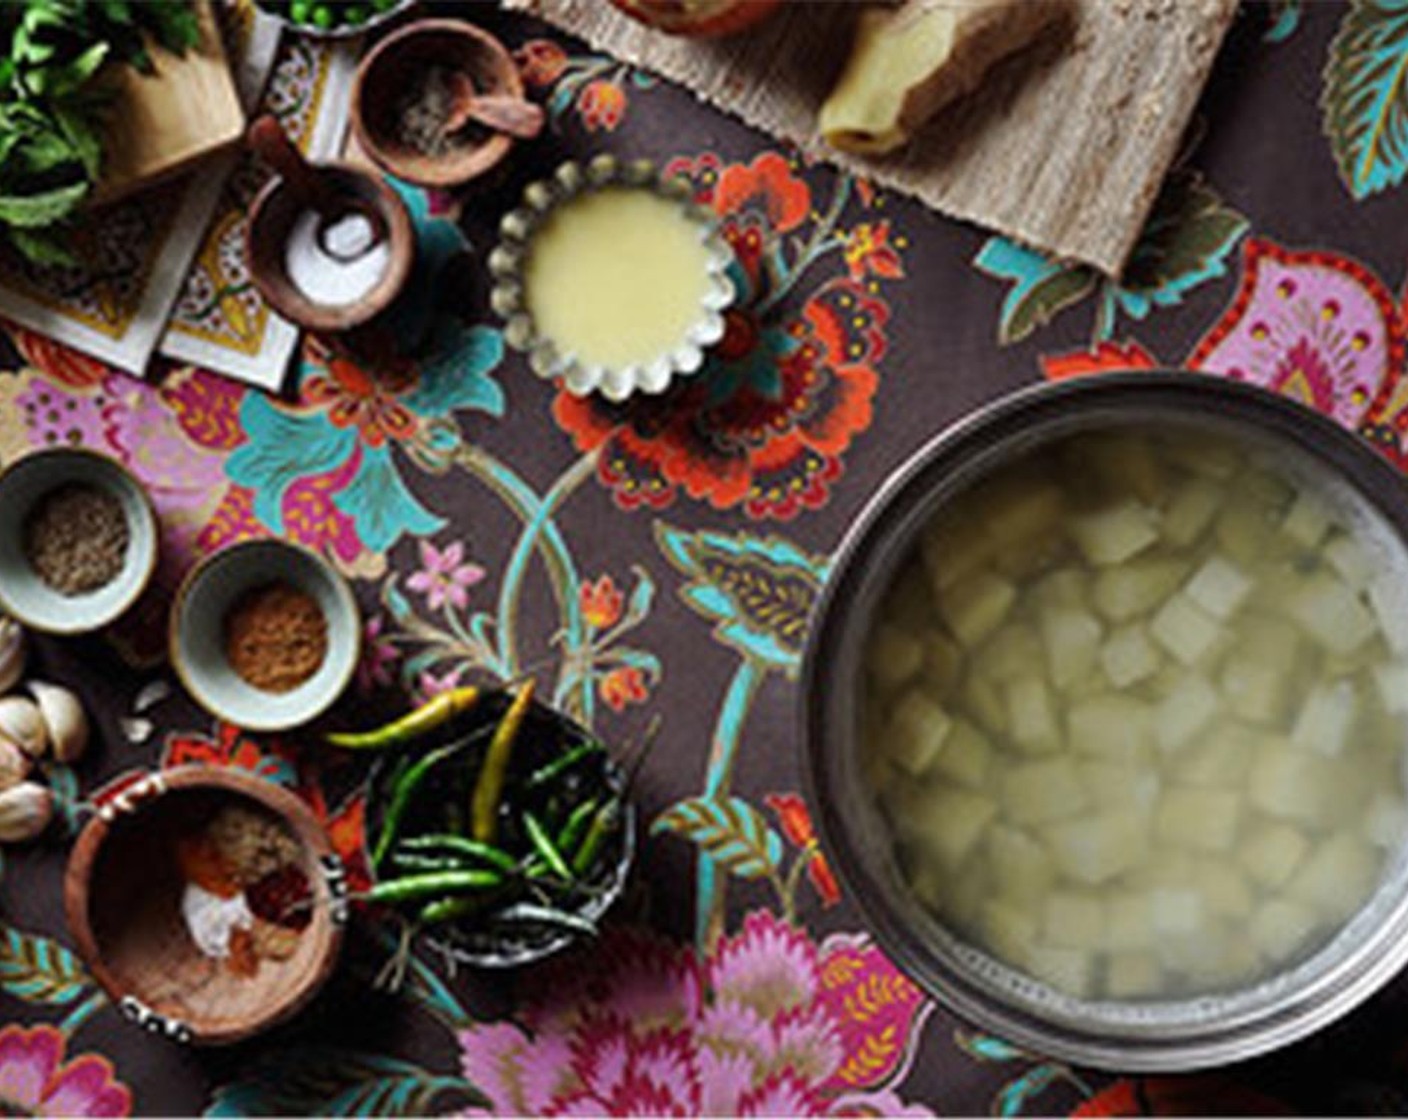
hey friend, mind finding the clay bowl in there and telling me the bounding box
[351,18,523,190]
[64,766,347,1045]
[246,163,413,334]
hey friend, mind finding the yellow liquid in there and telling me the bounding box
[523,188,713,371]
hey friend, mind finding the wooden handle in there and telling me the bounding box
[247,114,337,214]
[443,71,545,140]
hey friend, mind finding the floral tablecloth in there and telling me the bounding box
[1,2,1407,1115]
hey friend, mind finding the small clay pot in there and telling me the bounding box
[245,163,414,334]
[351,18,524,190]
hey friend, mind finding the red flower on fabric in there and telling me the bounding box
[301,350,417,449]
[515,39,569,86]
[550,151,890,521]
[579,79,627,131]
[1072,1077,1292,1117]
[1041,340,1159,381]
[844,222,904,281]
[580,574,624,630]
[765,793,841,907]
[163,723,299,786]
[600,665,649,711]
[4,320,109,388]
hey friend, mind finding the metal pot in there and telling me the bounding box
[802,372,1408,1071]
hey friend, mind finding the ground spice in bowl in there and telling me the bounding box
[394,65,487,157]
[223,581,328,693]
[22,482,129,596]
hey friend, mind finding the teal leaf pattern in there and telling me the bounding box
[994,1064,1064,1117]
[654,522,828,674]
[652,795,784,881]
[1323,0,1408,199]
[972,238,1098,345]
[401,324,506,419]
[954,1031,1029,1063]
[334,445,444,554]
[1266,0,1303,42]
[226,395,356,533]
[0,925,90,1005]
[204,1048,486,1117]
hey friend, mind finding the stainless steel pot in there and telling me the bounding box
[802,372,1408,1071]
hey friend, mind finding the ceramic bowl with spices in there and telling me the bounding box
[65,766,347,1044]
[351,18,541,190]
[350,684,637,969]
[171,539,360,732]
[490,155,736,402]
[0,449,158,635]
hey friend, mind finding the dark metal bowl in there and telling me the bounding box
[802,372,1408,1071]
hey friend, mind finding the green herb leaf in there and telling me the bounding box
[0,179,87,227]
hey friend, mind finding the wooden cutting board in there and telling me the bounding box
[94,0,245,203]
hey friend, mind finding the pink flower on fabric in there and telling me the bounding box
[417,665,467,701]
[406,540,485,612]
[0,1025,132,1117]
[357,615,399,693]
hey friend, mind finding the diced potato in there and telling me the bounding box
[1105,951,1163,999]
[972,623,1042,684]
[1031,568,1091,612]
[1105,892,1156,951]
[1325,534,1374,590]
[1044,890,1106,949]
[1093,559,1187,623]
[1238,819,1309,889]
[920,514,990,591]
[1220,660,1290,727]
[866,622,924,691]
[1150,594,1222,667]
[1190,860,1254,920]
[1323,634,1390,677]
[1369,572,1408,656]
[1080,760,1160,812]
[1039,605,1104,692]
[905,855,945,914]
[1150,888,1204,935]
[1154,675,1219,754]
[1248,746,1329,827]
[1250,898,1321,965]
[1289,573,1377,655]
[1235,615,1303,677]
[1068,694,1153,759]
[1289,682,1357,757]
[1281,488,1333,549]
[1235,463,1295,512]
[894,785,997,869]
[1173,723,1258,787]
[1100,624,1160,689]
[887,690,954,775]
[930,718,992,788]
[1285,833,1381,921]
[982,481,1065,550]
[1162,433,1241,479]
[1046,810,1149,885]
[1077,433,1165,505]
[1161,478,1223,548]
[1164,923,1261,989]
[1002,757,1089,827]
[986,825,1057,900]
[942,859,989,926]
[1214,494,1280,568]
[1364,791,1408,850]
[1156,786,1240,852]
[1372,661,1408,714]
[1070,500,1159,566]
[1005,676,1061,754]
[1021,944,1094,998]
[977,899,1040,965]
[940,570,1017,647]
[1184,555,1254,620]
[960,671,1008,737]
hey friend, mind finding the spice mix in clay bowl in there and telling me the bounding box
[0,448,158,634]
[171,539,360,732]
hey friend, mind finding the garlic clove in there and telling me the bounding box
[27,681,88,763]
[0,618,25,696]
[0,739,31,791]
[0,781,52,842]
[0,696,46,758]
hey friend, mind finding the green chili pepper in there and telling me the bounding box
[524,740,605,790]
[523,811,573,880]
[400,834,519,875]
[555,798,599,854]
[492,902,598,937]
[390,851,469,872]
[366,868,502,905]
[470,681,536,843]
[372,730,487,868]
[571,798,621,877]
[327,686,480,750]
[418,895,485,925]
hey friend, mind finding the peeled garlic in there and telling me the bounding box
[0,697,46,758]
[27,682,88,763]
[0,740,30,791]
[0,619,25,695]
[0,782,52,842]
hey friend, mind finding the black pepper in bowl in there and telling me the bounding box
[23,483,129,596]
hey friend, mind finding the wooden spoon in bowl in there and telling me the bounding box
[441,71,545,140]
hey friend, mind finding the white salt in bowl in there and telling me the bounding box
[170,539,360,732]
[0,449,159,634]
